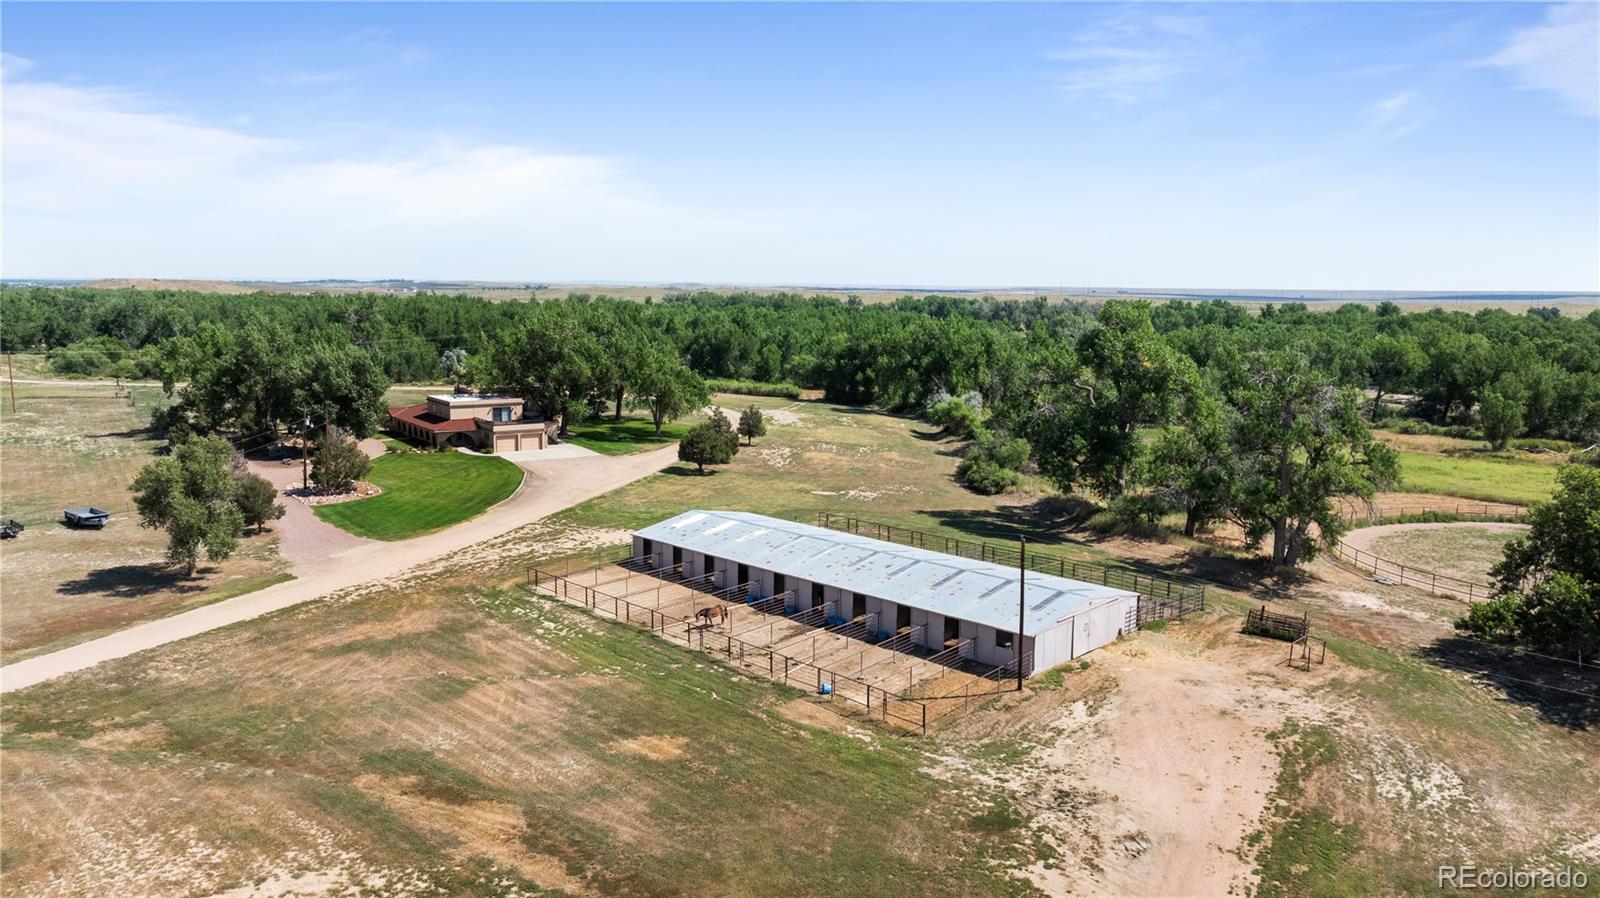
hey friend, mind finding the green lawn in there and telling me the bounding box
[565,416,690,455]
[1397,450,1557,505]
[313,450,524,540]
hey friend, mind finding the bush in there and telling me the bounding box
[46,336,158,379]
[677,419,739,473]
[704,378,802,399]
[957,457,1021,495]
[927,394,983,439]
[956,433,1031,495]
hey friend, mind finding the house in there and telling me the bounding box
[631,509,1140,676]
[387,393,558,453]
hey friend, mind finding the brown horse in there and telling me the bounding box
[694,604,728,628]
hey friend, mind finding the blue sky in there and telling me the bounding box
[3,2,1596,290]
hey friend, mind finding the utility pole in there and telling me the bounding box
[1017,536,1026,692]
[301,412,312,491]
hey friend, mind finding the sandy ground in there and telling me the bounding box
[945,625,1333,898]
[1338,521,1528,558]
[0,445,679,693]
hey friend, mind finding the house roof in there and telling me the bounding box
[634,510,1136,634]
[387,404,477,433]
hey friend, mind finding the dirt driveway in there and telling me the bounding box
[0,445,679,693]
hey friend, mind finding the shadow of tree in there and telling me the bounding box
[57,563,211,598]
[1417,636,1600,730]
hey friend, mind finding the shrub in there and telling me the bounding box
[704,378,802,399]
[678,419,738,473]
[927,393,984,439]
[957,457,1021,495]
[311,432,372,493]
[233,472,285,534]
[956,433,1031,494]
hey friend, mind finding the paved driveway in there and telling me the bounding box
[1,445,680,693]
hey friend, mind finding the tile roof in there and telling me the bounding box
[388,403,478,433]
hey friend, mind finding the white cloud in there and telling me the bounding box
[1365,90,1425,137]
[1,52,34,77]
[0,67,752,279]
[1489,2,1599,116]
[1048,10,1213,104]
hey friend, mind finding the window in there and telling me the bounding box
[995,630,1014,650]
[494,406,512,422]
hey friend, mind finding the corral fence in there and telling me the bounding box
[1336,498,1529,527]
[1328,499,1530,604]
[1326,538,1498,603]
[526,561,1021,734]
[814,513,1206,628]
[1243,605,1309,642]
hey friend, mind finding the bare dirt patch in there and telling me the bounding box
[354,774,599,897]
[608,734,688,761]
[1354,522,1526,585]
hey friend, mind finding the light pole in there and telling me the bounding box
[1017,537,1026,692]
[301,413,312,491]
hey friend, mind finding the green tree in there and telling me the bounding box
[1479,377,1527,450]
[678,415,739,473]
[633,345,709,435]
[1365,334,1424,421]
[311,431,372,493]
[129,435,245,575]
[1143,393,1234,537]
[233,472,285,534]
[1224,351,1398,567]
[1035,301,1198,497]
[1459,467,1600,656]
[737,405,767,445]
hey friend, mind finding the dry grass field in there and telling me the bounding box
[3,393,1596,897]
[1364,523,1527,585]
[0,381,290,663]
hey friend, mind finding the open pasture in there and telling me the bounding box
[0,381,289,663]
[0,562,1036,898]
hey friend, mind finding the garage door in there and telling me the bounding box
[494,434,517,453]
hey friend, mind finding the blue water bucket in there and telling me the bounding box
[818,683,833,696]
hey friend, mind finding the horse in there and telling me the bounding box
[694,604,728,628]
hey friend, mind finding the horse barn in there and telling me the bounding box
[631,510,1140,676]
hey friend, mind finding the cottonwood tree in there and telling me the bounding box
[1365,334,1424,421]
[1459,466,1600,657]
[737,405,767,445]
[1143,392,1234,537]
[1223,350,1397,567]
[1033,301,1198,497]
[1479,376,1528,450]
[633,344,709,435]
[129,435,246,576]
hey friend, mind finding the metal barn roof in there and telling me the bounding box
[634,510,1136,634]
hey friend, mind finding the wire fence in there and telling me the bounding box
[1328,499,1531,604]
[814,513,1207,627]
[526,560,1019,734]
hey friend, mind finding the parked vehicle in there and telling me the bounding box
[63,507,112,529]
[0,519,24,539]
